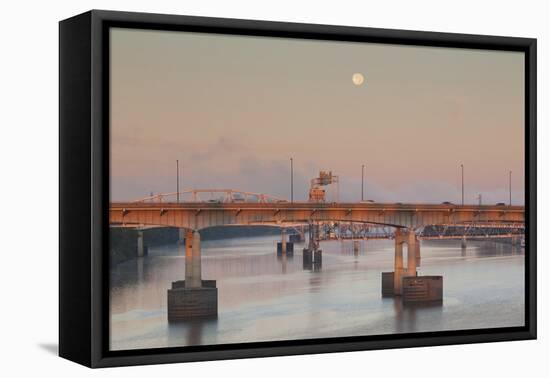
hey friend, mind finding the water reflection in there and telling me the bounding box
[391,298,444,334]
[168,319,219,347]
[277,252,294,274]
[110,236,525,351]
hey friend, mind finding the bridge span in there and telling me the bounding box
[110,201,524,230]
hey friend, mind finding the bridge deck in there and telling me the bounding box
[111,202,524,212]
[110,202,524,230]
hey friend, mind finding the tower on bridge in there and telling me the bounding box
[308,171,339,203]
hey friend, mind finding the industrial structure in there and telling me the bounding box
[308,171,339,203]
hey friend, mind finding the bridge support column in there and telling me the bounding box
[393,230,404,295]
[137,230,147,258]
[401,231,443,304]
[303,248,322,270]
[406,230,418,277]
[382,229,418,297]
[168,230,218,321]
[303,248,312,269]
[184,230,194,286]
[178,228,185,245]
[314,249,322,266]
[188,231,202,288]
[415,238,421,267]
[303,223,322,270]
[277,229,294,256]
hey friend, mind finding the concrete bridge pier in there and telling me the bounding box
[277,229,294,256]
[406,229,418,277]
[303,248,312,269]
[382,228,443,303]
[314,249,323,266]
[382,228,418,296]
[178,228,186,245]
[136,230,147,258]
[415,238,421,267]
[393,230,405,295]
[168,230,218,321]
[303,248,322,270]
[303,222,322,270]
[185,231,202,288]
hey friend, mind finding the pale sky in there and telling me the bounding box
[110,27,525,204]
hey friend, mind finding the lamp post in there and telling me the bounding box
[508,171,512,206]
[176,160,180,203]
[361,164,365,202]
[290,157,294,203]
[460,164,464,205]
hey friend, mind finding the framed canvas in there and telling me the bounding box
[59,10,537,368]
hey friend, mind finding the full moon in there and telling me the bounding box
[352,73,365,86]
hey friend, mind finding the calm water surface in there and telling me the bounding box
[110,237,524,350]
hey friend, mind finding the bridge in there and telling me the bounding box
[111,197,524,231]
[134,188,287,204]
[109,189,525,320]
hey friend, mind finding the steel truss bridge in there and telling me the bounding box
[309,221,524,241]
[134,189,286,204]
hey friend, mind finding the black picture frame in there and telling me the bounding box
[59,9,537,368]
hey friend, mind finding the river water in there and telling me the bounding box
[109,236,524,351]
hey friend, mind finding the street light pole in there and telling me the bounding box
[508,171,512,206]
[461,164,464,205]
[176,160,180,203]
[290,158,294,203]
[361,164,365,201]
